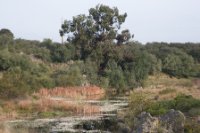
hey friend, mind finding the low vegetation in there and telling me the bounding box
[0,86,104,120]
[127,74,200,132]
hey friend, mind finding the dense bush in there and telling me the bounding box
[163,52,195,77]
[128,92,151,116]
[0,68,30,99]
[53,63,84,87]
[147,94,200,116]
[50,43,75,62]
[145,43,200,77]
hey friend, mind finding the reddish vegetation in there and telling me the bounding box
[0,86,105,121]
[193,79,200,87]
[17,98,101,115]
[36,86,105,100]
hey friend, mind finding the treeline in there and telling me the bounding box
[0,5,199,99]
[0,29,199,99]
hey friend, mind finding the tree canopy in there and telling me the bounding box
[0,28,14,46]
[60,4,131,45]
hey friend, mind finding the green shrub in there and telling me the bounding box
[147,100,175,116]
[38,77,55,89]
[128,92,151,116]
[146,94,200,116]
[53,65,84,87]
[98,77,109,89]
[0,68,29,99]
[105,60,126,91]
[50,44,75,62]
[82,59,98,85]
[174,94,200,112]
[0,50,11,70]
[188,108,200,116]
[147,103,168,116]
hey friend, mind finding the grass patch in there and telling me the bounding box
[144,73,194,88]
[159,88,176,95]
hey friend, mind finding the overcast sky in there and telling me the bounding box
[0,0,200,43]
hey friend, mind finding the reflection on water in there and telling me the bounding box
[3,97,128,133]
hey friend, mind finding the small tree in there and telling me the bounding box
[0,28,14,46]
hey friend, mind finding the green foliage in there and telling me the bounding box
[189,48,200,63]
[37,76,55,89]
[145,43,200,77]
[0,29,14,38]
[82,59,99,85]
[0,50,33,71]
[132,52,151,82]
[174,95,200,112]
[53,63,84,87]
[14,39,40,53]
[126,92,152,126]
[147,94,200,116]
[147,100,174,116]
[50,44,75,62]
[109,67,125,91]
[0,68,30,99]
[0,50,11,70]
[0,28,14,46]
[98,77,109,89]
[163,52,195,77]
[60,4,128,44]
[116,29,131,44]
[60,4,130,59]
[105,60,126,91]
[0,7,200,99]
[147,54,162,75]
[124,69,137,89]
[124,51,160,85]
[128,92,151,116]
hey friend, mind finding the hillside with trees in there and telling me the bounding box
[0,12,199,99]
[0,4,200,133]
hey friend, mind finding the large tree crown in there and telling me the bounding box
[60,4,131,44]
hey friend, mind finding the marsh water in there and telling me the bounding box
[5,96,128,133]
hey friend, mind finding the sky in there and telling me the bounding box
[0,0,200,43]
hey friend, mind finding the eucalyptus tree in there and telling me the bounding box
[60,4,131,59]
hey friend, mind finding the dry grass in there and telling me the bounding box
[0,98,101,121]
[144,73,193,88]
[35,85,105,100]
[17,97,101,114]
[134,73,200,100]
[40,99,100,115]
[0,85,104,121]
